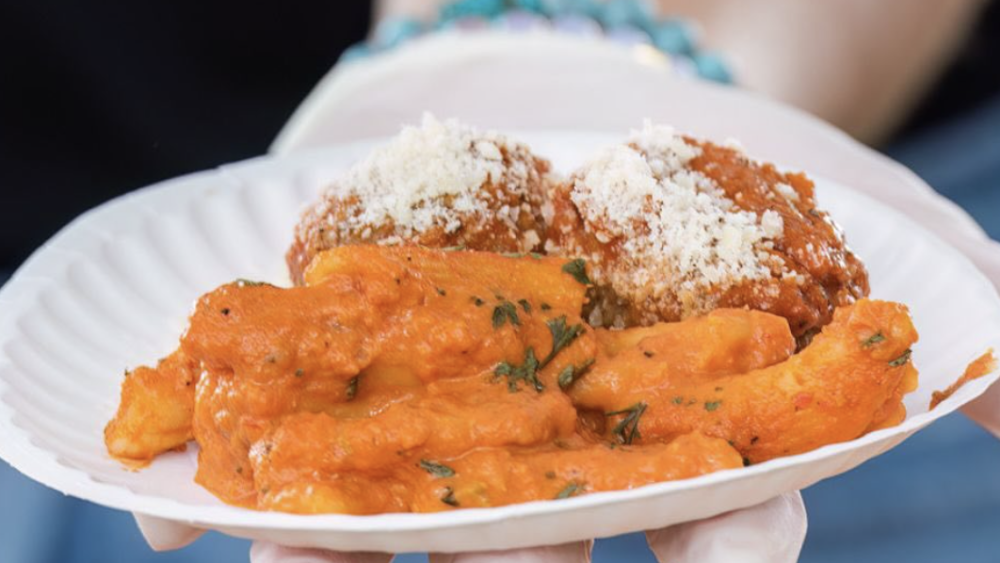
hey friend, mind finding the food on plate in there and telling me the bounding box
[106,247,918,514]
[105,119,921,515]
[544,122,869,341]
[257,432,741,514]
[571,299,918,463]
[929,350,997,409]
[287,114,551,284]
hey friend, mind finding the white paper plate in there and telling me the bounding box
[1,133,999,553]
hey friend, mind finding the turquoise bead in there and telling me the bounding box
[339,43,372,63]
[597,0,653,30]
[373,17,423,49]
[540,0,600,18]
[440,0,505,22]
[693,52,733,84]
[513,0,546,14]
[650,19,694,55]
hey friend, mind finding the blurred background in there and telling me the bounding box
[2,1,999,562]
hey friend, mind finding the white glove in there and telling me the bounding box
[242,491,806,563]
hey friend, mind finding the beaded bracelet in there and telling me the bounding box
[341,0,733,84]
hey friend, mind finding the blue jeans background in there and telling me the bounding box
[2,96,999,563]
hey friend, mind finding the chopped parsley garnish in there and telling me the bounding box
[493,316,586,393]
[346,376,359,400]
[541,316,586,367]
[561,259,591,285]
[294,368,304,377]
[704,400,722,412]
[671,396,684,405]
[472,296,485,307]
[555,482,584,500]
[540,303,552,311]
[518,299,532,313]
[419,459,455,478]
[435,287,447,296]
[440,487,459,507]
[607,402,647,445]
[495,347,543,392]
[889,349,912,367]
[862,332,886,347]
[492,301,520,328]
[557,358,595,390]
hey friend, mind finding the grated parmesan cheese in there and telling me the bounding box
[569,121,785,297]
[326,113,529,237]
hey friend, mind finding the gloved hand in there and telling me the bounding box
[230,490,807,563]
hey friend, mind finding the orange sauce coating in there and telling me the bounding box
[105,246,917,514]
[929,350,997,410]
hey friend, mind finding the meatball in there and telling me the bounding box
[544,122,869,340]
[287,114,551,283]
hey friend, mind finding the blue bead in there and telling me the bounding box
[513,0,546,14]
[597,0,653,30]
[541,0,601,18]
[650,19,694,55]
[693,52,733,84]
[339,43,372,64]
[373,17,423,49]
[440,0,506,22]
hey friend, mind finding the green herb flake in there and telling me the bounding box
[346,376,359,400]
[671,396,684,405]
[704,400,722,412]
[555,482,584,500]
[530,252,544,260]
[419,459,456,478]
[441,487,459,507]
[561,258,591,285]
[294,368,304,378]
[540,303,552,311]
[541,316,585,367]
[889,349,912,367]
[862,332,886,347]
[472,296,485,307]
[557,358,595,390]
[492,301,520,328]
[607,402,647,445]
[518,299,532,313]
[435,287,447,297]
[496,347,543,393]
